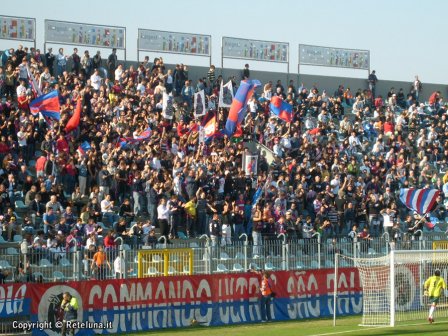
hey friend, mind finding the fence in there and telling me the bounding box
[0,231,444,284]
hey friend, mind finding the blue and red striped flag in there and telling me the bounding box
[77,141,91,157]
[224,79,261,136]
[120,126,152,146]
[133,127,152,141]
[29,90,60,120]
[270,96,293,122]
[399,188,440,215]
[203,113,219,143]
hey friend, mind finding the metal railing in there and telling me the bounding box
[0,233,445,283]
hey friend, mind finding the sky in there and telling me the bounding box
[2,0,447,84]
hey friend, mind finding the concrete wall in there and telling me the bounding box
[75,57,446,102]
[147,62,446,102]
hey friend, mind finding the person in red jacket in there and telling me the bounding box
[428,91,441,110]
[383,118,395,136]
[103,230,116,249]
[177,120,188,137]
[35,154,47,178]
[0,138,10,157]
[56,133,69,155]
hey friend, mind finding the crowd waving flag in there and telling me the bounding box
[218,80,234,108]
[202,112,220,143]
[133,126,152,141]
[65,98,82,132]
[77,141,91,157]
[29,90,61,120]
[224,79,261,136]
[120,126,153,146]
[399,188,440,215]
[270,96,293,122]
[26,64,42,97]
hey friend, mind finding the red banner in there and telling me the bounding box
[6,268,362,335]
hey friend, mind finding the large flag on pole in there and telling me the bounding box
[270,96,293,122]
[194,90,206,118]
[224,79,261,136]
[218,80,234,108]
[29,90,60,120]
[65,98,82,132]
[399,188,440,215]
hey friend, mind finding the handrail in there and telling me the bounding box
[239,233,248,244]
[277,233,286,244]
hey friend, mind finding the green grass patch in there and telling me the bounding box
[125,315,448,336]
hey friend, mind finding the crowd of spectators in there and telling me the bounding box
[0,43,447,273]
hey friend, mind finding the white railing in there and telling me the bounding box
[2,234,446,283]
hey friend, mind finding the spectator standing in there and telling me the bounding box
[98,165,111,201]
[44,48,55,75]
[91,245,111,280]
[81,50,93,77]
[209,213,221,247]
[56,48,68,78]
[358,227,372,253]
[90,69,102,91]
[302,216,315,255]
[412,75,422,100]
[231,208,243,243]
[252,203,263,257]
[259,271,274,323]
[167,194,180,239]
[368,70,378,98]
[183,196,196,238]
[242,64,250,80]
[107,49,118,81]
[61,292,79,336]
[157,198,171,244]
[207,65,216,87]
[93,51,102,70]
[71,48,81,74]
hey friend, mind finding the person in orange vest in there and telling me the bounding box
[259,271,275,322]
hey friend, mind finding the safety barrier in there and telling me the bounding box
[0,232,442,284]
[0,232,445,335]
